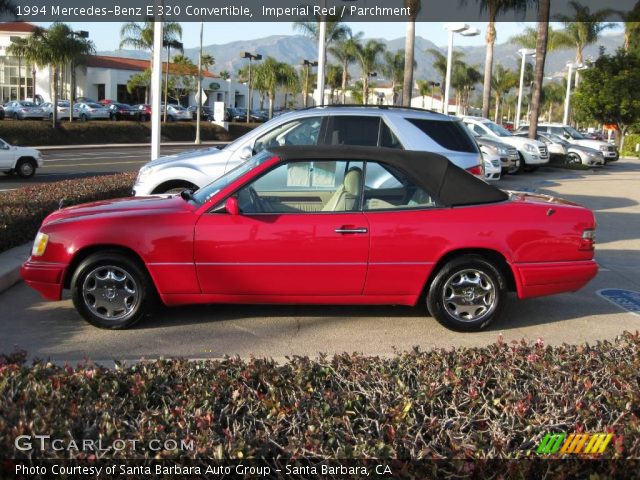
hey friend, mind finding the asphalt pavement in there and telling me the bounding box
[1,158,639,362]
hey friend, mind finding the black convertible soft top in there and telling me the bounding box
[268,145,509,207]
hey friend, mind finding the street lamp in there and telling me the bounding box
[241,51,262,123]
[301,59,318,108]
[563,61,587,125]
[515,48,535,129]
[443,23,479,115]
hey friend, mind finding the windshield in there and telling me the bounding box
[483,121,512,137]
[87,103,103,108]
[191,150,275,205]
[564,126,586,140]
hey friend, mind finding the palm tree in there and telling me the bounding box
[541,81,565,122]
[325,64,343,104]
[280,63,300,109]
[119,21,183,56]
[219,70,231,80]
[528,0,550,138]
[402,0,421,106]
[510,26,573,51]
[620,2,640,52]
[354,40,386,105]
[253,57,298,119]
[472,0,530,119]
[556,1,616,83]
[328,32,362,104]
[427,48,465,98]
[26,24,94,127]
[452,62,481,115]
[6,37,29,101]
[201,54,215,72]
[381,50,407,105]
[490,64,517,123]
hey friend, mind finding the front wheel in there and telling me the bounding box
[426,255,506,331]
[567,152,582,165]
[71,252,156,329]
[80,114,88,122]
[15,158,36,178]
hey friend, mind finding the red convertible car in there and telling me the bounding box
[22,146,598,331]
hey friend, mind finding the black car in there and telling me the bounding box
[0,105,4,120]
[187,105,214,121]
[107,103,140,121]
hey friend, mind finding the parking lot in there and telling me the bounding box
[1,158,639,363]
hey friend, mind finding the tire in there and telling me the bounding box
[15,158,36,178]
[426,255,507,331]
[110,114,118,121]
[514,153,526,174]
[12,113,19,121]
[567,152,582,165]
[80,114,88,122]
[71,252,156,329]
[168,115,175,122]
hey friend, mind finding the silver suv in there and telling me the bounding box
[133,106,483,196]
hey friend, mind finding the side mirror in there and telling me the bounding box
[225,196,239,215]
[239,146,253,160]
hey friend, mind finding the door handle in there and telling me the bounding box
[335,227,368,234]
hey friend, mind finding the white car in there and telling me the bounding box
[0,137,43,178]
[163,104,192,122]
[521,123,619,162]
[462,116,549,172]
[483,155,502,181]
[134,106,483,196]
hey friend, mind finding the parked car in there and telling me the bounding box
[74,102,110,121]
[250,109,269,122]
[483,155,502,181]
[0,137,43,178]
[517,123,619,162]
[41,101,72,120]
[162,104,192,122]
[98,99,116,106]
[462,117,549,173]
[22,146,598,331]
[467,129,519,174]
[106,103,140,121]
[133,105,483,195]
[133,104,151,121]
[4,101,46,120]
[76,97,96,104]
[187,105,214,121]
[0,105,4,120]
[536,132,605,166]
[226,107,247,122]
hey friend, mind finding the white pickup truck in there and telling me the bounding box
[0,137,43,178]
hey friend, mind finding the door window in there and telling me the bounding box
[408,119,479,152]
[253,116,323,154]
[324,116,403,148]
[363,162,436,211]
[236,160,364,214]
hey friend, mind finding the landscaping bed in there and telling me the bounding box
[1,333,638,463]
[0,172,136,252]
[0,121,259,147]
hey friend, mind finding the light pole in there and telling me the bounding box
[563,62,586,125]
[241,51,262,123]
[151,21,163,161]
[301,59,318,108]
[195,21,204,145]
[443,23,479,115]
[515,48,535,129]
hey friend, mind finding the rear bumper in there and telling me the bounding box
[20,260,66,300]
[514,260,598,299]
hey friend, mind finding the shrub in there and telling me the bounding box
[0,121,259,146]
[0,172,136,252]
[0,333,638,468]
[622,133,640,156]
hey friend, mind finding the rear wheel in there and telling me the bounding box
[71,252,156,329]
[15,158,36,178]
[426,255,506,331]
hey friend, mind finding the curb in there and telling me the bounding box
[0,243,31,294]
[37,141,228,151]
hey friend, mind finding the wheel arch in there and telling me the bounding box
[422,248,518,301]
[152,179,199,194]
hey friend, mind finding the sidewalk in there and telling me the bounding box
[37,141,229,151]
[0,243,30,294]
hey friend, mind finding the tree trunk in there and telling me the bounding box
[618,125,627,153]
[268,93,274,119]
[528,0,549,140]
[52,67,59,128]
[402,19,415,106]
[482,16,497,119]
[363,76,369,105]
[494,94,500,123]
[341,60,348,104]
[69,63,75,123]
[17,57,21,101]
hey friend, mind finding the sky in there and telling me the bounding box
[36,21,624,52]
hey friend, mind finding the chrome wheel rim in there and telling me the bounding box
[82,265,139,321]
[442,269,497,323]
[568,153,581,165]
[19,162,34,176]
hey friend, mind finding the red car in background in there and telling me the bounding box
[21,146,597,331]
[133,104,151,121]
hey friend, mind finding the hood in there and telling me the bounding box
[475,136,513,150]
[145,146,227,169]
[569,138,609,150]
[498,135,545,149]
[42,195,194,227]
[568,144,600,155]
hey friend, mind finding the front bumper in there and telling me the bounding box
[20,260,66,300]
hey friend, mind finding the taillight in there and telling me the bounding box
[466,164,484,177]
[579,228,596,251]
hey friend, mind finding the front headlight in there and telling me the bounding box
[32,232,49,257]
[497,147,509,156]
[136,165,156,183]
[599,145,608,151]
[524,143,536,153]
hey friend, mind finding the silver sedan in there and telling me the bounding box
[4,101,46,120]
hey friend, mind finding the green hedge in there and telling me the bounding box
[0,121,260,146]
[1,333,638,462]
[0,172,136,252]
[622,133,640,156]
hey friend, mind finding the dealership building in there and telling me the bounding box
[0,21,261,109]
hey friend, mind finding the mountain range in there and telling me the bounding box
[98,31,625,85]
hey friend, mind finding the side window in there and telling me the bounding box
[253,116,322,154]
[408,119,479,152]
[237,160,364,214]
[379,121,403,149]
[325,116,380,146]
[363,162,436,211]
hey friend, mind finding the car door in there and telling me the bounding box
[0,139,14,169]
[360,161,445,297]
[194,159,370,296]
